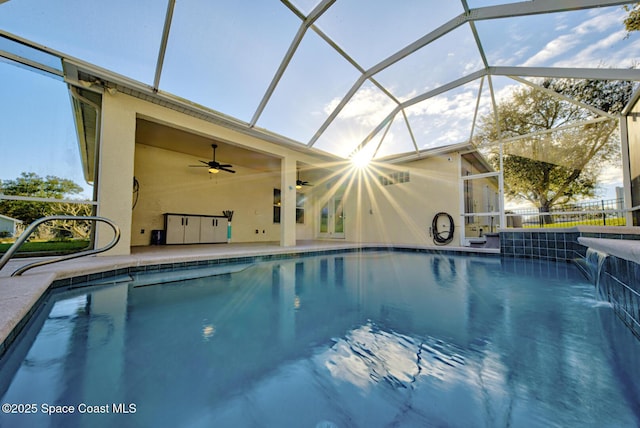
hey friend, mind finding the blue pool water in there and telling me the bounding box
[1,252,639,427]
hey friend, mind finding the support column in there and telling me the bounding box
[620,118,634,226]
[96,93,136,255]
[280,156,297,247]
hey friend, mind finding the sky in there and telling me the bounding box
[1,0,639,204]
[0,61,92,199]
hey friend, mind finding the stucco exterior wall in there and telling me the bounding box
[98,91,323,253]
[349,155,461,246]
[98,91,464,252]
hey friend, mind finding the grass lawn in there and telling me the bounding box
[0,240,91,256]
[522,217,626,228]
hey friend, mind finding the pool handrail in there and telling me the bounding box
[0,215,120,277]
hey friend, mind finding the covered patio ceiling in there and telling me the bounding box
[1,0,640,162]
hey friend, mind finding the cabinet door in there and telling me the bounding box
[214,218,228,243]
[165,215,185,244]
[183,216,201,244]
[200,217,217,243]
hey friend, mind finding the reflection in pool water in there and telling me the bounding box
[1,252,639,427]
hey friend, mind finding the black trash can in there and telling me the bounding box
[150,229,165,245]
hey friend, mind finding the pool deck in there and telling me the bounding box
[0,241,498,351]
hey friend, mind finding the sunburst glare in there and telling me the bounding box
[350,150,372,169]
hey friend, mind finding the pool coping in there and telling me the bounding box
[577,237,640,265]
[0,242,499,358]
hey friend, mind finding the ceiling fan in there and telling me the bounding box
[296,171,313,189]
[189,144,235,174]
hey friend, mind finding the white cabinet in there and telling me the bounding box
[200,217,227,243]
[164,213,227,244]
[165,214,201,244]
[183,216,201,243]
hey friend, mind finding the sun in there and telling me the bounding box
[350,150,372,169]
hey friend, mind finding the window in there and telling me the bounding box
[273,189,281,223]
[273,188,304,224]
[379,171,410,186]
[296,193,305,224]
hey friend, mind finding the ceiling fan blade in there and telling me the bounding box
[190,145,234,173]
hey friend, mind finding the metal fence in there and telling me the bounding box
[506,198,626,228]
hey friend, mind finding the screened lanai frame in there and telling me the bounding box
[2,0,639,157]
[1,0,640,242]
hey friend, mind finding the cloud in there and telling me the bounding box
[401,88,481,147]
[324,85,395,128]
[595,164,623,199]
[522,34,580,67]
[521,8,632,68]
[553,30,631,68]
[576,9,621,34]
[598,164,623,185]
[406,88,477,118]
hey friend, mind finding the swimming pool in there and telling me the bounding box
[1,251,639,427]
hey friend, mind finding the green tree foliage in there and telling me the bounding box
[0,172,84,226]
[624,4,640,34]
[475,78,633,222]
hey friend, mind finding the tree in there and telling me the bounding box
[475,78,633,223]
[624,4,640,34]
[0,172,84,228]
[49,202,93,239]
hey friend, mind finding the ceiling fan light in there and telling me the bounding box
[208,168,219,174]
[296,184,302,189]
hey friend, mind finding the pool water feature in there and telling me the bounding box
[1,252,639,427]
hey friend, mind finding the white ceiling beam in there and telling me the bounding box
[372,115,395,159]
[0,30,65,76]
[279,0,306,21]
[469,76,485,144]
[250,0,336,127]
[307,12,469,148]
[402,109,419,154]
[307,74,367,147]
[343,69,488,157]
[250,23,307,127]
[470,0,639,21]
[349,106,402,156]
[0,49,63,77]
[490,66,640,81]
[152,0,176,91]
[367,14,466,78]
[306,0,635,150]
[309,26,401,105]
[400,69,488,109]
